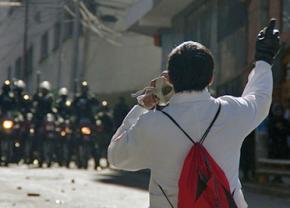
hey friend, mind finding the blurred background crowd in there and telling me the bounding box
[0,78,130,169]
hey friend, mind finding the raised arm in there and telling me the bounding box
[219,19,280,134]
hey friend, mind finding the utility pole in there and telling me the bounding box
[81,20,91,81]
[57,0,65,88]
[71,0,81,94]
[22,0,29,82]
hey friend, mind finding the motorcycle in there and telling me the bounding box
[39,113,57,167]
[21,113,35,164]
[93,116,104,169]
[93,111,113,169]
[75,118,94,169]
[11,113,24,163]
[0,114,16,166]
[55,117,72,167]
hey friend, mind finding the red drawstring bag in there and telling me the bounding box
[159,103,237,208]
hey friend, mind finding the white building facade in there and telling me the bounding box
[0,0,162,96]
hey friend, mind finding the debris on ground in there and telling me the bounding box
[27,192,40,197]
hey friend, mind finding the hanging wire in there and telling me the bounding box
[64,1,122,46]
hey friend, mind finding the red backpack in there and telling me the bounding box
[158,103,237,208]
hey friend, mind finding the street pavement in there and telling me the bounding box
[0,165,289,208]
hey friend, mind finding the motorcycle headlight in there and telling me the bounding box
[61,131,66,137]
[81,127,91,135]
[3,120,14,129]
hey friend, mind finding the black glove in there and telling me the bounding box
[255,18,280,65]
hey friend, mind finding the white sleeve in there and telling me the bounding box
[219,61,273,135]
[107,105,149,171]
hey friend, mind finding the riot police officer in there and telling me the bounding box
[0,80,16,165]
[72,81,99,169]
[94,100,113,168]
[56,87,72,120]
[33,81,54,122]
[0,80,16,115]
[55,87,73,167]
[13,80,32,115]
[32,81,54,167]
[72,81,98,122]
[12,80,32,163]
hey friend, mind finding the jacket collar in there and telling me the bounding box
[169,89,211,105]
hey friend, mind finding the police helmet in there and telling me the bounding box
[39,81,51,91]
[80,81,89,93]
[59,87,68,97]
[2,80,11,92]
[16,80,26,90]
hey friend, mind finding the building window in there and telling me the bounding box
[40,31,49,61]
[15,57,22,78]
[283,0,290,31]
[54,22,61,50]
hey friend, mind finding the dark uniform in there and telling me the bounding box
[32,81,54,167]
[113,97,129,130]
[33,92,53,122]
[14,82,32,115]
[56,98,72,120]
[72,94,96,122]
[96,102,114,163]
[72,81,99,123]
[0,81,16,115]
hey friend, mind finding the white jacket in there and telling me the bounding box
[108,61,273,208]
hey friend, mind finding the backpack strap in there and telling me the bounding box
[199,102,221,144]
[155,181,175,208]
[160,111,196,144]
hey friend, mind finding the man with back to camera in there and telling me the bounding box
[108,19,280,208]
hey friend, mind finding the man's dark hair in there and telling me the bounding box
[167,41,214,93]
